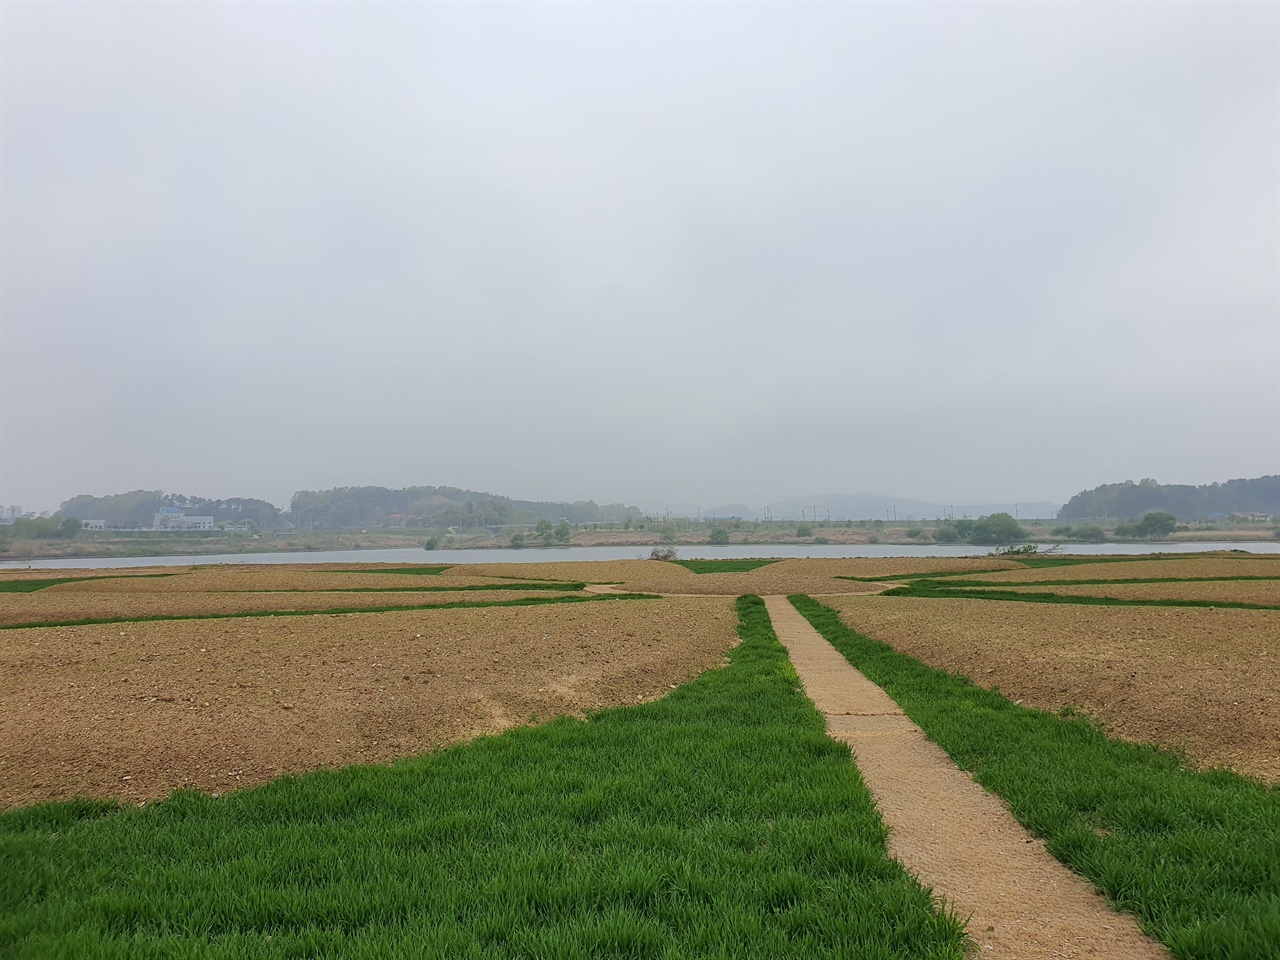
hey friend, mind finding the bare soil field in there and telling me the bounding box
[0,597,737,808]
[961,556,1280,583]
[38,568,547,593]
[0,589,586,627]
[461,557,1020,595]
[824,595,1280,784]
[982,580,1280,606]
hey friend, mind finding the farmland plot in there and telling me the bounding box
[824,595,1280,784]
[0,597,736,807]
[978,579,1280,607]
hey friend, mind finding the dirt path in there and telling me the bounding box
[762,596,1167,959]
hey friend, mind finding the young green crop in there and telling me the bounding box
[0,596,968,959]
[790,595,1280,960]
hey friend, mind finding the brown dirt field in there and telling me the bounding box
[0,589,585,627]
[458,557,1020,595]
[961,556,1280,583]
[0,597,737,808]
[824,595,1280,784]
[983,580,1280,606]
[41,569,545,593]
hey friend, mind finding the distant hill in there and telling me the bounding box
[58,491,281,529]
[289,485,641,529]
[1058,476,1279,521]
[56,486,643,531]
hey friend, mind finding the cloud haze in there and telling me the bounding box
[3,2,1276,513]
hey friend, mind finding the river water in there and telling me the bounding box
[2,541,1277,570]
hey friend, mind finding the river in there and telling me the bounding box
[2,541,1277,570]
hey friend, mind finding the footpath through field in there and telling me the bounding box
[761,595,1167,959]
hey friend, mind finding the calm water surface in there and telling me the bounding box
[3,541,1277,570]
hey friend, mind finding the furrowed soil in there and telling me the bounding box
[825,595,1280,784]
[961,556,1280,583]
[460,557,1021,595]
[981,580,1280,606]
[0,597,737,808]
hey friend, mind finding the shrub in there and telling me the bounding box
[796,523,813,538]
[708,528,730,545]
[968,513,1026,545]
[1071,525,1107,543]
[509,533,526,549]
[1136,511,1177,539]
[814,536,830,544]
[934,526,960,543]
[906,526,924,539]
[553,521,572,544]
[649,546,678,561]
[422,536,441,550]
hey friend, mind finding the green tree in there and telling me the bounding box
[1137,511,1177,539]
[553,521,572,544]
[535,519,554,546]
[934,526,960,542]
[968,513,1025,545]
[708,527,730,544]
[509,533,526,549]
[58,517,82,538]
[796,523,813,538]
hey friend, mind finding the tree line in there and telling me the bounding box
[1058,476,1278,522]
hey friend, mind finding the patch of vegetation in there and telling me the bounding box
[790,595,1280,960]
[649,546,678,561]
[795,523,813,538]
[0,597,968,959]
[672,559,779,574]
[0,593,660,632]
[708,527,731,545]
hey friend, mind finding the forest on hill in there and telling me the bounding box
[1057,476,1278,521]
[54,486,642,531]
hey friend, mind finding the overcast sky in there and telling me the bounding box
[3,1,1276,513]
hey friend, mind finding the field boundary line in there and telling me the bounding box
[761,595,1168,959]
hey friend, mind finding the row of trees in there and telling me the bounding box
[57,491,280,529]
[1059,477,1277,522]
[289,486,642,530]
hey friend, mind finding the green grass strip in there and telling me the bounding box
[0,596,968,959]
[790,595,1280,960]
[672,559,780,574]
[0,574,176,594]
[0,593,658,632]
[881,581,1280,612]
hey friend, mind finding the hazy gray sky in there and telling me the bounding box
[3,1,1277,513]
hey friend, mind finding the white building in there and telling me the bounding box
[154,508,215,531]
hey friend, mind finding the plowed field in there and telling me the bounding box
[824,595,1280,784]
[0,589,585,627]
[0,596,737,808]
[961,556,1280,583]
[980,580,1280,606]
